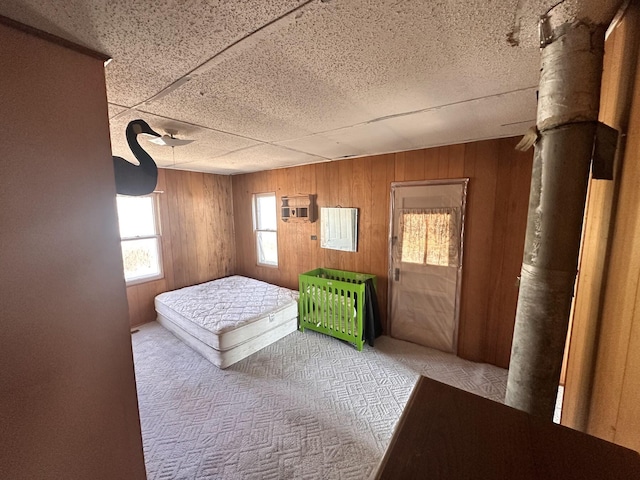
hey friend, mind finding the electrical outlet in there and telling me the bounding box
[311,235,317,240]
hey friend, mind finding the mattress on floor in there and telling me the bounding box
[154,275,299,368]
[157,310,298,369]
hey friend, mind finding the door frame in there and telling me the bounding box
[387,178,470,352]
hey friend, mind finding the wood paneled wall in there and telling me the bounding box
[563,3,640,453]
[1,21,145,478]
[126,168,236,327]
[233,137,532,368]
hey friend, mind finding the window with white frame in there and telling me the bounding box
[116,195,163,284]
[253,193,278,267]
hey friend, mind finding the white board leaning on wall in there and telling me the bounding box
[320,207,358,252]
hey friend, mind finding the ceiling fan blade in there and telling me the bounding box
[148,135,194,147]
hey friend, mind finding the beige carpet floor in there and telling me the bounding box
[132,322,508,479]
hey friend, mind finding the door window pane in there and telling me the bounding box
[401,211,451,267]
[401,213,428,264]
[425,212,450,266]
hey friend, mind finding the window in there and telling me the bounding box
[253,193,278,266]
[116,195,163,284]
[400,210,453,267]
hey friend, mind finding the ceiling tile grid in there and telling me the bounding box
[0,0,623,174]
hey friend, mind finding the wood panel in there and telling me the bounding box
[458,140,500,361]
[485,138,532,366]
[562,2,640,454]
[561,19,623,429]
[126,168,236,327]
[233,138,532,367]
[1,21,146,479]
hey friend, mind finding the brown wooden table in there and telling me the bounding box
[374,376,640,479]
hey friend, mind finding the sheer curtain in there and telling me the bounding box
[400,208,459,267]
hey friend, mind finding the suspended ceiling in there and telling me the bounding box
[1,0,622,174]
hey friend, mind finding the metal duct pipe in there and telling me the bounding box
[505,21,606,419]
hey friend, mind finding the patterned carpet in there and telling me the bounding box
[132,322,508,479]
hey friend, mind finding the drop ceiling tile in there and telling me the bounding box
[197,144,326,174]
[108,103,127,119]
[145,0,542,143]
[0,0,620,174]
[159,162,239,176]
[277,123,418,160]
[278,88,537,159]
[275,134,370,160]
[379,88,538,149]
[0,1,307,106]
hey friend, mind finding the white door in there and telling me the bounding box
[389,180,468,353]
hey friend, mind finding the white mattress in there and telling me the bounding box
[157,311,298,369]
[154,276,299,368]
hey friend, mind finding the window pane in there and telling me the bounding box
[257,231,278,266]
[116,196,156,238]
[425,212,450,266]
[400,211,451,266]
[121,238,161,281]
[256,194,277,231]
[401,213,427,264]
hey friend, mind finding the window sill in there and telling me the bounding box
[126,273,164,287]
[257,263,279,269]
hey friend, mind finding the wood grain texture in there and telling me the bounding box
[485,138,532,366]
[561,21,622,431]
[458,140,500,362]
[126,168,236,327]
[563,3,640,453]
[232,138,532,367]
[375,377,640,480]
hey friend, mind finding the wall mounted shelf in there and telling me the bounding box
[281,194,316,223]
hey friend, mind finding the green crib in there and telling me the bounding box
[298,268,377,351]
